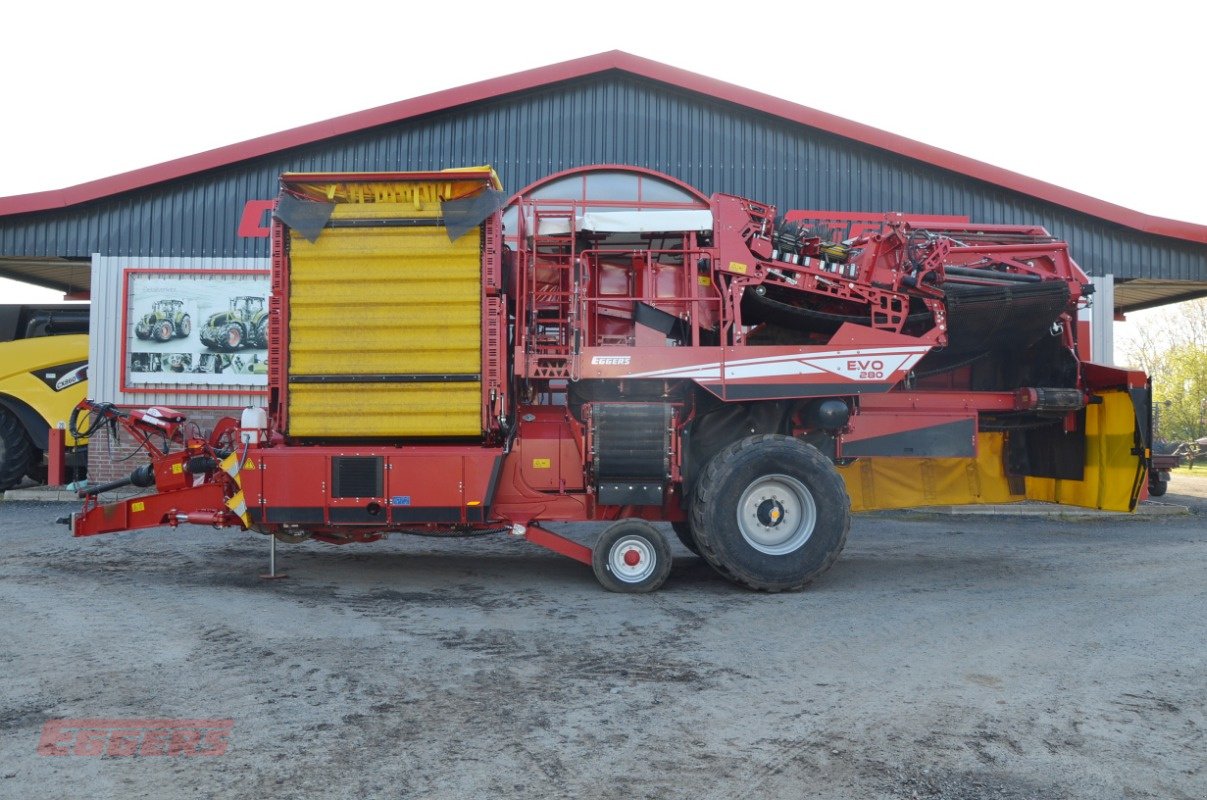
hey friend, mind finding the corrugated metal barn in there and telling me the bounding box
[2,51,1206,439]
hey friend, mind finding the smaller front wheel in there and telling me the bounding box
[592,519,672,593]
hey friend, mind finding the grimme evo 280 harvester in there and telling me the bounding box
[68,167,1154,592]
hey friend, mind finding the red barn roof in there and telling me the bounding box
[1,50,1205,247]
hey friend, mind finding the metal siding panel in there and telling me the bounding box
[92,254,270,409]
[1090,276,1116,363]
[3,72,1206,291]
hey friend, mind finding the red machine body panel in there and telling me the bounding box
[239,446,505,531]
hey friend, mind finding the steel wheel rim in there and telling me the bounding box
[736,474,816,555]
[609,536,656,583]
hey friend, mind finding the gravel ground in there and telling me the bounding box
[1,476,1205,800]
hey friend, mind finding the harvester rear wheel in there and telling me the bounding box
[670,520,701,555]
[690,435,849,592]
[592,519,672,593]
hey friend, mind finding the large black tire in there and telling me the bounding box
[177,314,192,338]
[1149,476,1168,497]
[0,411,37,492]
[592,519,673,593]
[690,434,850,592]
[26,461,47,484]
[152,319,174,342]
[670,520,701,555]
[26,459,85,486]
[253,318,268,348]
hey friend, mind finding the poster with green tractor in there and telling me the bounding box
[199,295,268,352]
[126,270,270,387]
[134,299,192,342]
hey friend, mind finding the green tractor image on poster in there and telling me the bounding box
[134,299,192,342]
[200,296,268,352]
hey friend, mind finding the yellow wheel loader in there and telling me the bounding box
[0,305,89,490]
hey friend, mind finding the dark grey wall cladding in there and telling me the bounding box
[1,71,1204,282]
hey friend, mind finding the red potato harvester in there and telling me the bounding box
[68,167,1154,592]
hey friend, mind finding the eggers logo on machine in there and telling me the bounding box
[591,356,632,366]
[38,718,233,757]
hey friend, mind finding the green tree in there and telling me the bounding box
[1124,299,1207,445]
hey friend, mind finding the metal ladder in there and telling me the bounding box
[525,207,582,380]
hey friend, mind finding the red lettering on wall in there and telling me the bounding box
[237,200,274,238]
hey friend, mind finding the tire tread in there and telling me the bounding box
[690,434,850,592]
[0,411,37,492]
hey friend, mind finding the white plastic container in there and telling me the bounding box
[240,406,268,444]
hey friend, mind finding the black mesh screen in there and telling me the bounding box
[331,457,383,498]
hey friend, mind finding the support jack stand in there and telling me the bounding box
[259,534,288,581]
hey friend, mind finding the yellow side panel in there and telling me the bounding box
[840,433,1021,511]
[288,170,501,209]
[288,384,481,438]
[841,391,1142,513]
[287,202,481,438]
[1025,390,1140,512]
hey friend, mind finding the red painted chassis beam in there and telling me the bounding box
[522,524,593,566]
[73,483,237,537]
[859,391,1026,413]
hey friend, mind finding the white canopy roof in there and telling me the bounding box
[536,209,713,235]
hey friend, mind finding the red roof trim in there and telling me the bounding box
[2,50,1205,245]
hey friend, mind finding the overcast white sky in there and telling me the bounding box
[1,0,1203,349]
